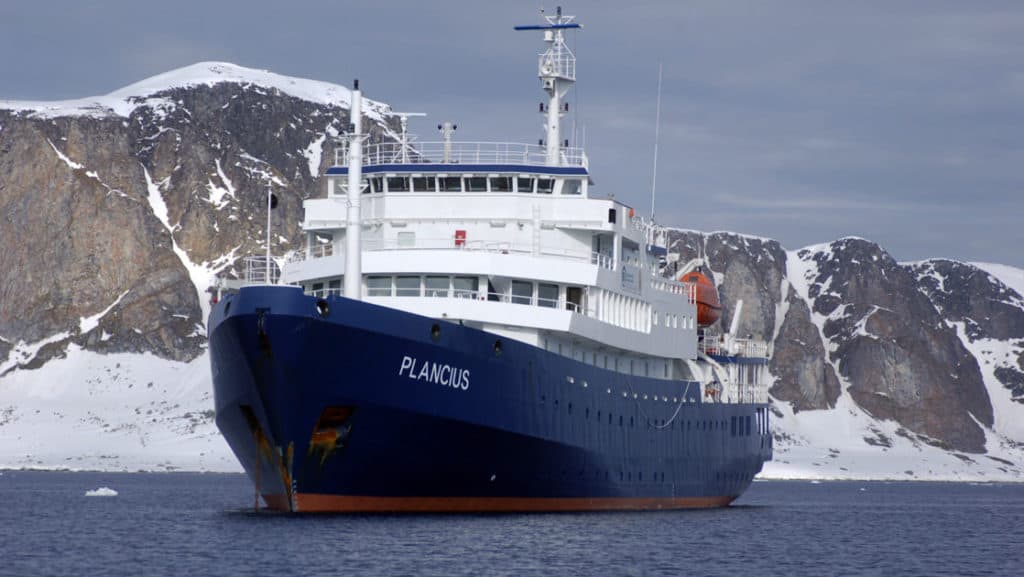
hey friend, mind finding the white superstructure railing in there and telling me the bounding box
[286,241,691,298]
[699,334,769,359]
[334,141,588,169]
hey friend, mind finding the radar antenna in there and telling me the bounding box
[392,111,427,163]
[515,6,582,166]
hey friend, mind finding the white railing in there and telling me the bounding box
[650,279,697,303]
[291,237,601,265]
[287,243,333,264]
[591,252,614,270]
[346,285,583,314]
[334,141,588,169]
[243,256,281,285]
[308,287,344,299]
[699,334,769,359]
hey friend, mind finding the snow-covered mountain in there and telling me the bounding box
[2,63,1022,480]
[666,232,1024,481]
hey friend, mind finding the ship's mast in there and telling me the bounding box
[344,79,365,301]
[515,7,581,166]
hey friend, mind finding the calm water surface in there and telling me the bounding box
[0,471,1020,576]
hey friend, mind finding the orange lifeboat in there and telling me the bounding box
[679,270,722,327]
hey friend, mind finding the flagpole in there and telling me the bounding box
[266,184,272,284]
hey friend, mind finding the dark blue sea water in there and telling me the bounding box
[0,472,1020,577]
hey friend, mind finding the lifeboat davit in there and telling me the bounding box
[679,271,722,327]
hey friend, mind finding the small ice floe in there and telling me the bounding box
[810,480,822,485]
[859,487,867,492]
[85,487,118,497]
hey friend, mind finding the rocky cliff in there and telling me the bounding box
[664,231,1024,477]
[0,63,394,369]
[1,63,1022,478]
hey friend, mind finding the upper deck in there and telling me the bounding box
[329,141,588,174]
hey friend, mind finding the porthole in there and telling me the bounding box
[494,339,503,356]
[430,323,441,341]
[316,299,330,317]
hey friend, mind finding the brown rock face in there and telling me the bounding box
[911,259,1024,404]
[665,231,1007,453]
[797,239,993,452]
[0,74,394,369]
[770,292,842,411]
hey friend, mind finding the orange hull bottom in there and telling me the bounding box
[263,493,736,513]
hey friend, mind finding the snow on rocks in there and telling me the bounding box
[1,62,391,121]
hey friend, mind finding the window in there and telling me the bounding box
[386,177,409,192]
[312,282,324,295]
[464,176,487,192]
[511,280,533,305]
[328,279,341,296]
[425,276,449,297]
[490,176,512,192]
[561,179,581,195]
[397,231,416,247]
[565,286,582,313]
[412,176,436,192]
[453,276,478,299]
[369,177,384,193]
[331,176,347,196]
[537,178,554,194]
[366,276,391,296]
[395,276,420,297]
[537,283,558,308]
[441,176,462,192]
[517,177,534,193]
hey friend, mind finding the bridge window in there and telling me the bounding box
[511,280,533,305]
[516,177,534,193]
[367,276,391,296]
[453,276,478,299]
[441,176,462,192]
[331,176,347,196]
[537,283,558,308]
[412,176,436,192]
[425,276,449,297]
[537,178,554,194]
[490,176,512,192]
[386,176,409,192]
[561,179,581,195]
[369,177,384,193]
[464,176,487,192]
[395,276,420,297]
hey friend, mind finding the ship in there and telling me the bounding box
[209,7,772,513]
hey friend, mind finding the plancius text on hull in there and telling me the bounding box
[208,8,772,513]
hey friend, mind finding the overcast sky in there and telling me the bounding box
[2,1,1021,267]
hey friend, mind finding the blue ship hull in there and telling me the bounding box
[209,285,772,512]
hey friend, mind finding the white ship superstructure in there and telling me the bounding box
[277,8,767,402]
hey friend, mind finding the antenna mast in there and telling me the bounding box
[650,62,663,221]
[515,6,582,166]
[393,111,426,163]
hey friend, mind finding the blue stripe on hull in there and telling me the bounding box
[209,286,772,510]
